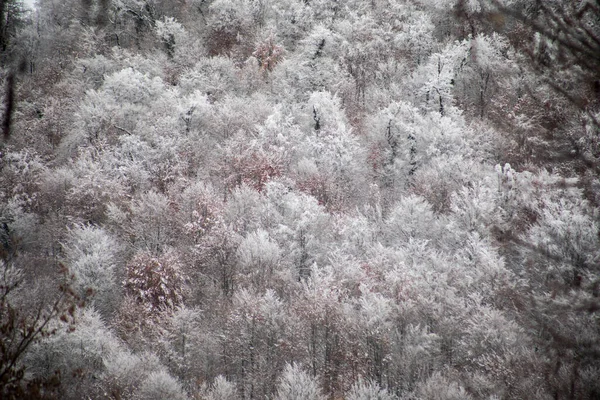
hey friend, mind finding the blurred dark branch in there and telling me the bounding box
[491,0,600,101]
[1,262,79,396]
[2,70,14,140]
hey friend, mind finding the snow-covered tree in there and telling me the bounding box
[63,224,119,315]
[274,363,326,400]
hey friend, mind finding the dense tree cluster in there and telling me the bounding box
[1,0,599,398]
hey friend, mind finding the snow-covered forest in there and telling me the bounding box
[1,0,599,398]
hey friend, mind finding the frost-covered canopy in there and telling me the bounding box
[1,0,599,398]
